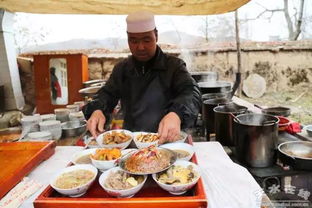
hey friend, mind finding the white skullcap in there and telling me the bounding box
[126,11,156,33]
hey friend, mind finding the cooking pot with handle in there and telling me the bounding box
[233,113,279,168]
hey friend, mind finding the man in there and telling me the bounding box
[83,10,201,143]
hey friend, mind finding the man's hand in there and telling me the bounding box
[87,110,106,138]
[158,112,181,144]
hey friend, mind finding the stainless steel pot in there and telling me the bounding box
[278,141,312,170]
[214,103,248,146]
[61,120,87,137]
[233,113,279,168]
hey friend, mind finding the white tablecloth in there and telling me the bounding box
[18,142,263,208]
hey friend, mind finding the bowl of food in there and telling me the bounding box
[72,148,95,165]
[99,167,147,198]
[159,143,194,161]
[278,116,290,132]
[152,160,200,195]
[50,164,97,197]
[174,131,188,143]
[96,130,133,150]
[132,132,159,149]
[119,146,177,175]
[90,148,122,171]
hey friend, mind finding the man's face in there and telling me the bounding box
[127,30,158,62]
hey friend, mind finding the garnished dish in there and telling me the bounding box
[103,131,132,145]
[104,170,145,190]
[91,148,123,171]
[152,161,201,195]
[54,169,95,189]
[132,132,159,149]
[120,146,176,174]
[99,167,148,198]
[91,148,121,161]
[50,164,98,197]
[157,165,198,185]
[136,133,159,142]
[96,130,133,149]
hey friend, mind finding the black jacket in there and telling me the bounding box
[83,46,201,132]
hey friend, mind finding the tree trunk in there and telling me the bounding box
[284,0,305,40]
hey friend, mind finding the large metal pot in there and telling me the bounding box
[278,141,312,170]
[233,113,279,168]
[202,91,232,101]
[198,81,232,94]
[214,103,248,146]
[191,71,218,83]
[202,98,231,138]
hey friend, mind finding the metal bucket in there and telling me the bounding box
[202,97,231,137]
[233,113,279,167]
[214,103,248,146]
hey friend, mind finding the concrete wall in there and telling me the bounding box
[191,49,312,91]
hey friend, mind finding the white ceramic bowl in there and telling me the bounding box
[152,160,201,195]
[132,132,159,149]
[174,131,188,143]
[50,164,98,197]
[72,148,96,165]
[96,130,133,150]
[91,149,129,171]
[159,143,194,161]
[99,167,147,198]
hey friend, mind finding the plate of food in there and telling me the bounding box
[119,145,177,175]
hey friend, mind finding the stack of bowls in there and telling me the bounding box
[66,104,80,113]
[26,131,53,141]
[54,108,70,122]
[69,111,85,122]
[21,115,41,132]
[41,114,56,122]
[39,120,62,140]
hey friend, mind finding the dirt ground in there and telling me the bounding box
[242,83,312,125]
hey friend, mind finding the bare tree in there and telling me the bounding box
[241,0,306,41]
[198,16,209,42]
[284,0,304,40]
